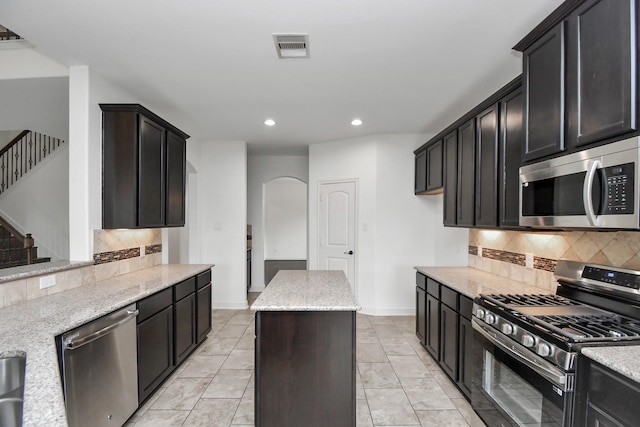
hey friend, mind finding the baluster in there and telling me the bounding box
[28,132,33,170]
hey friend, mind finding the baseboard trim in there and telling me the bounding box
[358,306,414,316]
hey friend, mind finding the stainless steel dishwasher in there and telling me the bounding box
[61,304,139,427]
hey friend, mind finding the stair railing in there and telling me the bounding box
[0,215,35,266]
[0,130,65,195]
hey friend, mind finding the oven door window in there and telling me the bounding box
[481,348,565,426]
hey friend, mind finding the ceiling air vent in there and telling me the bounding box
[273,34,309,59]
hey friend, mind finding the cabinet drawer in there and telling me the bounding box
[174,277,196,301]
[459,295,473,320]
[196,270,211,289]
[426,278,439,297]
[137,287,172,323]
[441,286,458,310]
[416,273,426,290]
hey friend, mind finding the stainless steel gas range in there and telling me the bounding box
[471,260,640,427]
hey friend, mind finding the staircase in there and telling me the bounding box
[0,220,50,269]
[0,130,63,269]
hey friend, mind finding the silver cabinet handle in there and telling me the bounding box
[64,309,139,350]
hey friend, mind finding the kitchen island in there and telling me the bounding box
[251,270,360,427]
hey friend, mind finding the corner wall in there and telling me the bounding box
[309,134,468,315]
[191,140,248,309]
[247,154,309,290]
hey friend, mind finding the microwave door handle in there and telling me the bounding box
[583,160,601,226]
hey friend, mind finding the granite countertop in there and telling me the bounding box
[0,260,94,283]
[581,346,640,384]
[251,270,360,311]
[414,266,551,299]
[0,263,213,427]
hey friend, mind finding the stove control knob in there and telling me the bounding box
[485,314,496,325]
[501,323,514,335]
[521,334,535,348]
[476,309,486,320]
[536,343,552,357]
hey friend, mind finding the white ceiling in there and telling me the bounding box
[0,0,561,154]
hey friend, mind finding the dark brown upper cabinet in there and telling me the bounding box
[566,0,637,148]
[522,23,565,162]
[101,104,189,229]
[475,105,499,227]
[517,0,637,163]
[443,130,458,226]
[414,139,444,195]
[456,119,476,227]
[499,87,525,228]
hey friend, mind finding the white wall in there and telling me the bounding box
[309,134,468,315]
[191,140,247,309]
[0,145,69,260]
[263,177,307,260]
[247,155,308,289]
[0,44,68,80]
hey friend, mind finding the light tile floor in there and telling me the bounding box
[126,293,486,426]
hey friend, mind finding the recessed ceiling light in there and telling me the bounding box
[351,119,363,126]
[264,119,276,126]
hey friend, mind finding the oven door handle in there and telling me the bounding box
[583,159,601,227]
[472,320,567,390]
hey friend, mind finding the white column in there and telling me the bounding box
[68,65,91,261]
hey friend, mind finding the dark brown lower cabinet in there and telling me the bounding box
[574,356,640,427]
[425,293,440,360]
[137,305,174,403]
[457,313,473,398]
[416,272,473,400]
[174,292,197,365]
[137,270,213,404]
[416,286,426,345]
[255,311,356,427]
[440,303,458,379]
[197,283,212,343]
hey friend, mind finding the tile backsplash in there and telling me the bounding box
[0,229,164,309]
[469,229,640,291]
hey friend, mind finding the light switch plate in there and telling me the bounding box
[39,275,56,289]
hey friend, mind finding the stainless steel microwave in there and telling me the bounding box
[519,137,640,229]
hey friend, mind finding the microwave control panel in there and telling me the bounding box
[603,163,634,214]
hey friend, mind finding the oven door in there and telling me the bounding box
[471,320,573,427]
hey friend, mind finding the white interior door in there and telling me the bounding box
[318,181,356,292]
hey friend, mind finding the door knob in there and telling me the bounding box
[344,250,354,255]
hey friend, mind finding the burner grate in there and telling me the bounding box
[538,314,640,339]
[487,293,581,307]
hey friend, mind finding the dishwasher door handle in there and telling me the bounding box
[64,309,139,350]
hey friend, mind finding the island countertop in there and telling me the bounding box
[251,270,361,311]
[0,263,213,427]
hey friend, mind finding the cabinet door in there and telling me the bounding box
[165,131,186,226]
[500,87,525,228]
[197,283,212,344]
[457,316,473,399]
[138,115,166,227]
[567,0,636,148]
[457,119,475,227]
[425,293,439,359]
[475,105,499,227]
[137,306,174,403]
[575,356,640,427]
[426,140,444,192]
[174,293,197,365]
[416,287,426,345]
[443,130,458,226]
[523,23,565,162]
[439,304,458,380]
[414,150,427,194]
